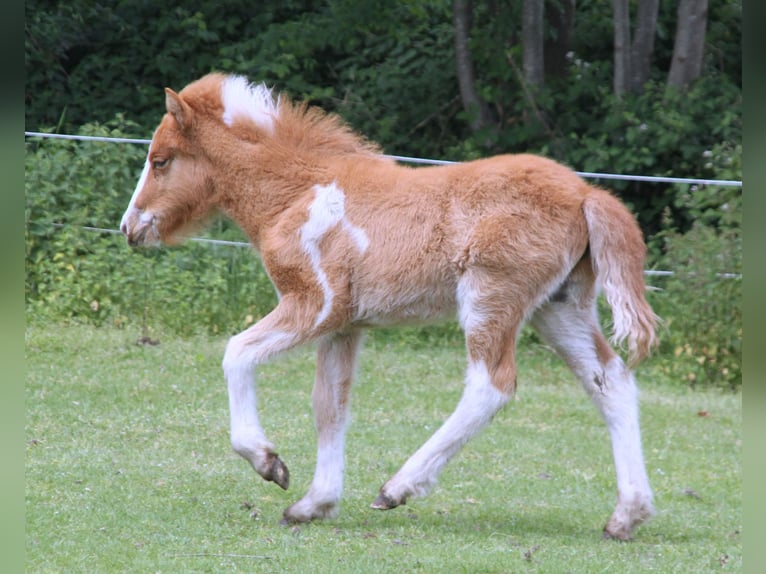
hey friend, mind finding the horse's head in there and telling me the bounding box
[120,82,219,247]
[121,73,374,247]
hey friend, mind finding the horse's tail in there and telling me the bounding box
[582,187,658,367]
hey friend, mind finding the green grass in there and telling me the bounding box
[26,323,741,573]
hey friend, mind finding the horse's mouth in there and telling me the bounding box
[121,210,162,247]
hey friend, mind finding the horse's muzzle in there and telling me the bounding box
[120,208,160,247]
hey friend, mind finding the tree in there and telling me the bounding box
[612,0,660,96]
[612,0,631,97]
[453,0,494,136]
[522,0,545,88]
[544,0,576,80]
[667,0,709,90]
[630,0,659,92]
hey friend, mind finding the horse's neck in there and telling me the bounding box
[213,145,325,246]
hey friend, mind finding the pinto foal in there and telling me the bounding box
[121,73,658,540]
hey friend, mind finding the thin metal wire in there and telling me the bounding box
[43,223,741,280]
[25,131,743,188]
[28,132,742,279]
[25,131,152,145]
[49,223,252,247]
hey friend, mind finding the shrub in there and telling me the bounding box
[26,120,741,390]
[646,144,742,390]
[25,118,277,336]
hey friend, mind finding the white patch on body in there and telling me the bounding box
[300,182,369,328]
[343,219,370,253]
[221,75,279,132]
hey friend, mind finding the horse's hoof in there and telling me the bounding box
[602,526,632,541]
[370,492,401,510]
[266,454,290,490]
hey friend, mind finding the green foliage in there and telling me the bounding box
[25,119,277,336]
[25,0,297,132]
[26,323,742,572]
[647,158,742,390]
[24,1,741,388]
[449,51,742,233]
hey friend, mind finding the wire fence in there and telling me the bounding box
[25,131,743,188]
[26,131,742,280]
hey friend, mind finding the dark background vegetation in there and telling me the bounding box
[25,0,741,388]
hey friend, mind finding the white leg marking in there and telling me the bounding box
[283,331,362,522]
[285,430,347,521]
[456,275,489,334]
[596,357,654,535]
[300,182,369,327]
[531,301,654,538]
[308,335,352,509]
[222,328,297,476]
[380,360,509,503]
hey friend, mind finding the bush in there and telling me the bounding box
[26,119,741,390]
[25,118,277,336]
[646,148,742,390]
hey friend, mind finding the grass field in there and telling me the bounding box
[26,323,741,573]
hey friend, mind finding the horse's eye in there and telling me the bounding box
[152,158,169,170]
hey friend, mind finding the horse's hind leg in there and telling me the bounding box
[372,273,518,510]
[530,277,654,540]
[282,329,363,523]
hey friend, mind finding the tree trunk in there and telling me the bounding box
[629,0,659,92]
[667,0,709,90]
[544,0,576,80]
[522,0,545,88]
[612,0,631,97]
[453,0,493,134]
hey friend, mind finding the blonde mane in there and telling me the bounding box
[218,74,381,157]
[276,101,383,157]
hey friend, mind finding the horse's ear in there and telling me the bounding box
[165,88,192,129]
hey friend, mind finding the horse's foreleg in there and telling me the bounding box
[282,330,363,523]
[222,303,319,490]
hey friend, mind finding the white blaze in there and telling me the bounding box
[120,155,150,232]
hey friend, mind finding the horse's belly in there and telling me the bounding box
[351,280,457,328]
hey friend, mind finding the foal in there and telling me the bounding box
[120,73,658,540]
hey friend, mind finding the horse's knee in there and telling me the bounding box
[222,334,248,379]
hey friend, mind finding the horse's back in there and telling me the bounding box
[335,154,592,326]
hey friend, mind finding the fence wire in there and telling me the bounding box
[27,131,742,280]
[25,131,743,188]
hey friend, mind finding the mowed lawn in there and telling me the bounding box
[26,323,741,573]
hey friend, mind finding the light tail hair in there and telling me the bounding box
[582,187,659,366]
